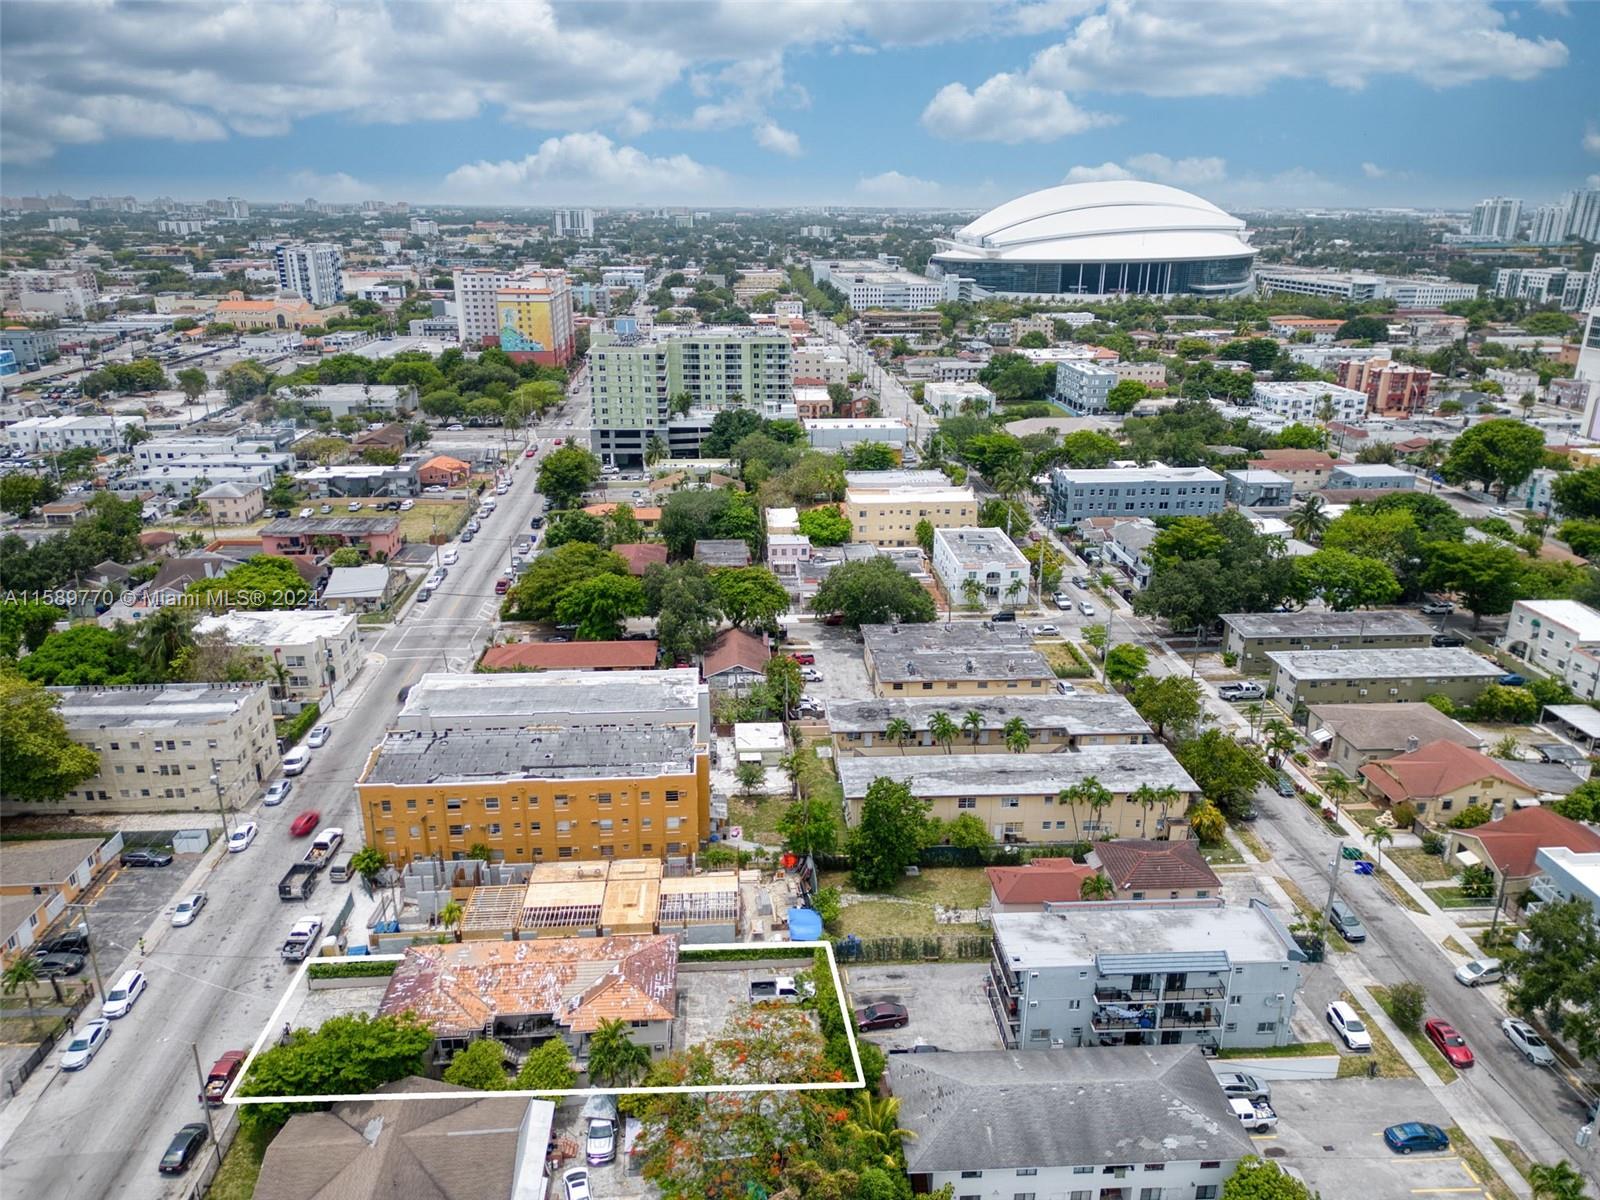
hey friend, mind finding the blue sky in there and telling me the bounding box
[3,0,1597,211]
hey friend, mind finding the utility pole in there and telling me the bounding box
[209,759,233,839]
[1320,840,1342,954]
[189,1043,223,1172]
[65,902,105,1000]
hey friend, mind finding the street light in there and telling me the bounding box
[209,758,233,839]
[63,902,106,1000]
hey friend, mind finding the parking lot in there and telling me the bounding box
[1264,1078,1487,1198]
[791,623,873,705]
[843,962,1003,1053]
[70,854,204,993]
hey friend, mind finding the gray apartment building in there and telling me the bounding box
[987,900,1305,1051]
[1266,647,1502,711]
[1222,609,1436,674]
[1053,359,1119,414]
[1223,469,1292,508]
[1049,466,1225,525]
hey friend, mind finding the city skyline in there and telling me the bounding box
[3,0,1598,209]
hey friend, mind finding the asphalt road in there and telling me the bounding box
[0,408,577,1199]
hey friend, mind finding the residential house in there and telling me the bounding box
[1246,449,1339,495]
[985,859,1102,912]
[417,455,470,487]
[1102,517,1161,589]
[987,901,1304,1050]
[828,694,1151,756]
[611,542,668,576]
[1091,838,1221,900]
[1,836,118,962]
[889,1047,1252,1200]
[137,530,181,557]
[693,539,751,568]
[701,629,770,692]
[320,564,400,612]
[1266,648,1502,710]
[1308,702,1484,774]
[1503,599,1600,701]
[1359,739,1538,822]
[351,423,409,455]
[844,479,977,547]
[259,516,405,560]
[861,622,1056,698]
[480,640,659,672]
[1445,807,1600,904]
[766,533,811,577]
[1223,610,1435,674]
[198,481,265,526]
[40,500,87,526]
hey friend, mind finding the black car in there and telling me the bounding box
[37,931,89,956]
[273,508,291,518]
[120,849,174,868]
[33,952,85,977]
[158,1123,209,1175]
[1431,632,1467,648]
[529,515,545,530]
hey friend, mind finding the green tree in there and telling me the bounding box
[1294,548,1401,611]
[849,776,933,891]
[1129,673,1204,740]
[1558,518,1600,560]
[1105,378,1150,415]
[1222,1154,1322,1199]
[1287,495,1330,543]
[1059,776,1113,841]
[797,504,852,546]
[18,624,148,686]
[1003,716,1031,753]
[1508,898,1600,1062]
[537,445,602,509]
[1527,1161,1591,1200]
[544,509,608,548]
[848,442,898,471]
[219,359,271,405]
[237,1012,433,1135]
[1551,778,1600,823]
[735,758,766,797]
[587,1017,652,1087]
[0,472,58,517]
[0,669,100,803]
[778,792,840,859]
[941,811,993,850]
[132,605,196,680]
[325,546,364,568]
[175,367,208,403]
[1176,728,1268,820]
[186,555,311,610]
[1386,981,1427,1033]
[0,599,65,657]
[506,542,629,623]
[1442,419,1547,501]
[554,573,647,641]
[1080,873,1115,900]
[811,557,936,627]
[1553,468,1600,521]
[349,845,388,886]
[1104,644,1149,691]
[712,566,789,629]
[1188,798,1228,845]
[516,1036,578,1092]
[1422,541,1525,627]
[928,711,959,754]
[442,1039,511,1090]
[1448,803,1494,830]
[763,655,804,713]
[884,716,914,754]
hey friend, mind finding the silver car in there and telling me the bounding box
[1502,1018,1555,1066]
[171,892,206,927]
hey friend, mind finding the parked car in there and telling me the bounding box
[992,610,1017,622]
[1431,632,1467,648]
[1328,898,1367,943]
[1078,600,1096,616]
[36,931,89,957]
[228,822,258,853]
[562,1167,592,1200]
[120,848,173,868]
[525,447,537,458]
[1055,680,1076,695]
[1272,772,1296,798]
[1420,601,1455,615]
[1218,681,1266,702]
[201,1050,249,1105]
[1215,1071,1271,1102]
[281,747,311,776]
[1424,1018,1474,1067]
[61,1019,111,1071]
[346,500,362,512]
[440,548,459,566]
[306,725,332,748]
[1033,624,1060,636]
[1230,1097,1279,1132]
[1054,593,1073,611]
[789,652,816,666]
[460,528,475,543]
[855,1002,909,1031]
[171,892,207,927]
[1502,1017,1555,1065]
[289,810,321,838]
[1497,673,1527,687]
[157,1123,209,1175]
[1326,1000,1371,1051]
[1384,1122,1450,1154]
[263,780,292,806]
[319,503,333,514]
[1489,505,1510,517]
[34,953,86,978]
[1454,957,1503,987]
[494,577,511,595]
[399,499,415,511]
[102,969,148,1019]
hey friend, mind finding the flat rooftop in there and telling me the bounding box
[1222,609,1433,639]
[1051,466,1223,484]
[1330,463,1413,477]
[844,469,957,490]
[1515,599,1600,642]
[1224,469,1291,484]
[53,683,265,729]
[194,608,354,645]
[837,743,1197,799]
[1266,647,1501,680]
[396,668,704,728]
[847,486,975,504]
[260,516,399,536]
[364,725,700,786]
[933,526,1027,567]
[862,621,1052,684]
[827,693,1149,737]
[992,901,1295,969]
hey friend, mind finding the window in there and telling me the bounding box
[446,798,463,811]
[1143,1163,1165,1172]
[1197,1188,1219,1200]
[961,1171,982,1179]
[1139,1190,1163,1200]
[598,820,614,833]
[957,797,976,809]
[483,797,500,811]
[487,823,502,837]
[595,791,612,805]
[558,847,574,858]
[1256,1021,1277,1034]
[447,824,464,838]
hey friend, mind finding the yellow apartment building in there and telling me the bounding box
[828,694,1151,755]
[845,484,976,546]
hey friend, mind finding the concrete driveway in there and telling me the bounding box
[842,962,1002,1053]
[790,624,872,704]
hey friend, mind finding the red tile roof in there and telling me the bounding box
[1250,450,1339,469]
[1092,839,1220,894]
[480,640,658,671]
[985,859,1099,905]
[1455,806,1600,879]
[612,542,668,575]
[702,628,770,678]
[1360,739,1534,806]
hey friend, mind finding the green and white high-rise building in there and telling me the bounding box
[588,325,792,465]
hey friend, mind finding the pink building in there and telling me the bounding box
[1335,358,1432,417]
[259,516,405,560]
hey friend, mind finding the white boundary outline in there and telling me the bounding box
[224,939,863,1105]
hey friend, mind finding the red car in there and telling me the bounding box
[494,577,512,595]
[289,811,321,838]
[524,447,537,458]
[854,1002,909,1031]
[789,652,816,666]
[1425,1018,1474,1068]
[553,438,563,446]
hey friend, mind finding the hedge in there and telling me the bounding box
[276,702,322,747]
[679,946,816,963]
[306,960,398,979]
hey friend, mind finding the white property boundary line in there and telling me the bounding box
[225,940,864,1105]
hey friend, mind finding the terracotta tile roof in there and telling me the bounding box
[1249,450,1338,469]
[703,628,770,678]
[612,542,667,575]
[985,858,1099,905]
[480,640,658,671]
[1359,739,1534,806]
[420,454,469,472]
[1092,839,1220,894]
[378,936,678,1038]
[583,502,662,520]
[139,530,179,546]
[1455,806,1600,878]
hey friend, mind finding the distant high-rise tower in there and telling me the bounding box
[1528,202,1568,245]
[1567,189,1600,244]
[553,208,595,239]
[274,243,345,305]
[224,196,249,219]
[1469,196,1521,240]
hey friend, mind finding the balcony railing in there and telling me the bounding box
[1091,1005,1222,1032]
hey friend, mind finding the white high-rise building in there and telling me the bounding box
[274,243,344,305]
[224,196,249,219]
[454,268,512,345]
[553,208,595,239]
[1568,189,1600,244]
[1469,196,1522,240]
[409,218,439,237]
[1529,202,1569,245]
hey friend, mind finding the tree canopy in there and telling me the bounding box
[505,542,630,623]
[0,669,100,804]
[537,445,601,510]
[185,555,311,610]
[1441,419,1546,500]
[849,776,934,891]
[796,504,851,546]
[811,557,936,627]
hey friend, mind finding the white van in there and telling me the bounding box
[102,969,147,1019]
[281,747,311,776]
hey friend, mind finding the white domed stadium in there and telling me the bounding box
[929,181,1256,299]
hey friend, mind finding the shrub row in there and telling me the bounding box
[306,960,398,979]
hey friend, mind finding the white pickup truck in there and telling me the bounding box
[281,916,324,962]
[1230,1097,1279,1132]
[304,828,344,869]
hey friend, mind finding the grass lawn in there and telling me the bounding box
[1442,935,1471,957]
[1345,805,1384,832]
[1217,1040,1337,1060]
[1336,993,1413,1079]
[1388,848,1454,884]
[728,793,788,845]
[1275,876,1352,953]
[1039,641,1095,680]
[821,866,993,909]
[1490,1137,1534,1185]
[0,1014,67,1043]
[1428,886,1495,909]
[207,1124,272,1200]
[398,497,469,544]
[1234,825,1271,862]
[819,866,992,939]
[1449,1127,1515,1200]
[1202,839,1244,865]
[1370,985,1458,1084]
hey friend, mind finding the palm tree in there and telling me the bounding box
[1005,576,1027,608]
[1243,702,1264,742]
[1368,825,1394,869]
[1130,784,1161,835]
[884,717,913,755]
[134,605,197,679]
[1060,776,1113,841]
[962,709,985,746]
[929,711,959,754]
[2,956,45,1031]
[437,901,464,942]
[1003,717,1030,753]
[1321,770,1356,818]
[846,1093,917,1166]
[1263,719,1296,768]
[1080,873,1115,901]
[644,435,668,467]
[1527,1160,1589,1200]
[961,576,983,610]
[1288,495,1330,544]
[586,1017,652,1088]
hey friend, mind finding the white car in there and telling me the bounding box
[1454,958,1503,987]
[1502,1017,1555,1065]
[1078,600,1096,616]
[281,747,311,776]
[60,1019,111,1071]
[482,496,497,511]
[101,969,147,1019]
[171,892,207,927]
[1326,1000,1371,1052]
[263,780,291,806]
[1489,506,1510,517]
[298,507,313,518]
[228,822,258,852]
[347,500,362,512]
[424,484,446,494]
[1033,624,1060,637]
[440,548,459,566]
[306,725,331,748]
[399,499,415,511]
[563,1167,592,1200]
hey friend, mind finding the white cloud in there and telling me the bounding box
[1585,122,1600,155]
[615,107,654,138]
[754,122,803,157]
[855,170,941,204]
[921,73,1115,143]
[442,132,723,204]
[1589,174,1600,189]
[1210,167,1340,208]
[287,169,375,201]
[1361,162,1389,179]
[1011,0,1100,34]
[1062,154,1224,186]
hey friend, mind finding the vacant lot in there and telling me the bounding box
[399,498,469,544]
[1389,847,1454,883]
[727,793,788,844]
[820,867,992,939]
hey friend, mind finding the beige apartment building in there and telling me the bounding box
[21,683,280,816]
[845,482,976,546]
[828,694,1151,755]
[1266,648,1502,711]
[193,609,363,707]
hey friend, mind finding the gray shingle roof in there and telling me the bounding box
[889,1046,1253,1173]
